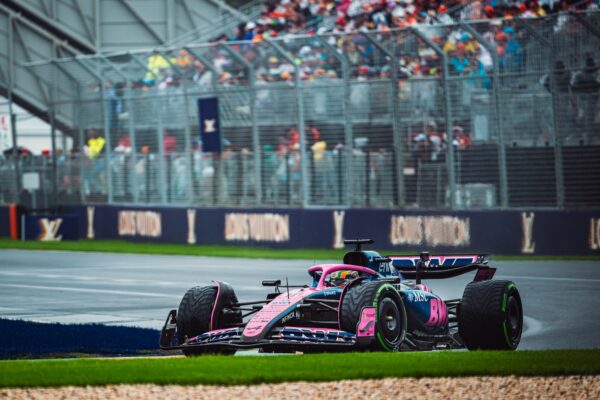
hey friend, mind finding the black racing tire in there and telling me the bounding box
[458,280,523,350]
[340,281,406,351]
[176,285,236,356]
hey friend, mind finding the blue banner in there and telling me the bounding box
[197,97,221,153]
[58,205,600,255]
[22,214,79,241]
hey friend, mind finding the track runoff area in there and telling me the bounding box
[0,249,599,390]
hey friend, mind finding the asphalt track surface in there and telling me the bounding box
[0,250,599,350]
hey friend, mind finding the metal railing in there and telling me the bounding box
[3,11,600,210]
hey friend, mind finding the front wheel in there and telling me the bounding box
[176,284,239,356]
[458,280,523,350]
[340,281,406,351]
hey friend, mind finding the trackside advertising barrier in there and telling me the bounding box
[21,214,79,241]
[51,205,600,255]
[0,204,24,239]
[0,206,9,237]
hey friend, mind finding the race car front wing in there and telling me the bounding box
[159,309,366,352]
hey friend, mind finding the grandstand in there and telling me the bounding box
[1,1,599,211]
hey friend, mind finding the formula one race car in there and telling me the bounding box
[160,239,523,355]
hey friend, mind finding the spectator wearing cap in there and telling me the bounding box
[114,134,132,154]
[499,25,523,73]
[350,64,370,114]
[452,124,471,150]
[468,57,490,90]
[267,56,281,81]
[244,21,257,40]
[413,121,445,163]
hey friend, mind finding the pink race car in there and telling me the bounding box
[159,239,523,355]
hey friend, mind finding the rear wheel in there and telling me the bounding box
[340,281,406,351]
[459,280,523,350]
[176,285,238,356]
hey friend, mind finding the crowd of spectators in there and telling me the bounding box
[223,0,597,40]
[88,0,599,171]
[130,0,599,89]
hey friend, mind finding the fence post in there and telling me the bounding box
[102,84,114,204]
[362,32,405,207]
[128,52,168,204]
[7,15,22,200]
[76,84,85,203]
[74,58,113,204]
[220,43,262,205]
[184,47,223,204]
[50,44,59,209]
[52,60,84,203]
[266,39,308,207]
[315,35,353,207]
[166,53,198,206]
[459,22,509,208]
[160,50,193,204]
[514,17,564,208]
[182,86,194,205]
[410,27,456,209]
[100,56,139,204]
[155,85,167,204]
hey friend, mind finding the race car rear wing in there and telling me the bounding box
[388,253,495,282]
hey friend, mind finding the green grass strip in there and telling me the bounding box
[1,238,599,261]
[1,350,599,388]
[0,238,346,260]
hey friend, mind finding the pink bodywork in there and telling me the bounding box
[210,281,221,331]
[243,288,309,337]
[357,306,376,337]
[415,283,432,293]
[204,327,237,336]
[242,264,377,338]
[425,298,448,327]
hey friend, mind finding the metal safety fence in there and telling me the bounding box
[2,11,600,210]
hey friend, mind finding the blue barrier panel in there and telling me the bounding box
[23,214,79,241]
[0,206,9,237]
[198,97,221,153]
[0,318,159,358]
[64,205,600,255]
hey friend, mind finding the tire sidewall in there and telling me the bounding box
[373,284,406,351]
[503,283,523,350]
[459,280,523,350]
[176,285,217,343]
